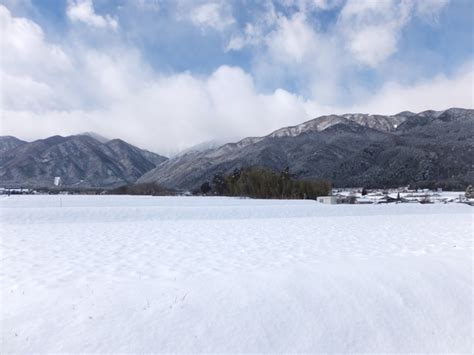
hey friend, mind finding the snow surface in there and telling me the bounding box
[1,195,473,353]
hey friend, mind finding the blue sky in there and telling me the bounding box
[1,0,473,154]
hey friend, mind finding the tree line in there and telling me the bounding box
[200,167,331,199]
[108,182,171,196]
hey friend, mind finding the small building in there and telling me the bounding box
[54,176,61,186]
[317,196,338,204]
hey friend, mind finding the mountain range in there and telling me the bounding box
[0,134,167,188]
[1,108,472,190]
[138,107,473,190]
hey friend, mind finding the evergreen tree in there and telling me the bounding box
[200,182,211,195]
[231,168,241,182]
[212,172,228,194]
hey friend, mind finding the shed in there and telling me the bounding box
[317,196,338,204]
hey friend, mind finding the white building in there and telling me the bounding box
[317,196,338,204]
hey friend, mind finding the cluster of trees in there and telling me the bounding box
[109,182,170,196]
[200,167,331,199]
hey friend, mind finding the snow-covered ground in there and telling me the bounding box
[1,195,472,353]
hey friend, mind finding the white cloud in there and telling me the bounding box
[250,10,348,104]
[337,0,410,67]
[414,0,449,22]
[345,24,399,67]
[337,0,449,67]
[346,61,474,115]
[189,2,235,31]
[312,0,341,10]
[226,6,278,51]
[0,5,72,111]
[134,0,161,11]
[278,0,343,11]
[0,6,310,154]
[226,23,264,51]
[0,72,55,111]
[228,0,450,69]
[4,55,472,155]
[226,35,246,51]
[67,0,118,29]
[1,65,312,155]
[226,0,452,108]
[266,13,317,63]
[0,5,71,78]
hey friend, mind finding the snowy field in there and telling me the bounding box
[0,195,472,353]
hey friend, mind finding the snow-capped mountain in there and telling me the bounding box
[138,108,473,190]
[0,134,167,188]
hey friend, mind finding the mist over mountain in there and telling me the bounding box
[174,139,228,158]
[0,134,167,188]
[138,108,473,191]
[80,132,110,143]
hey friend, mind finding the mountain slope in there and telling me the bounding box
[138,108,473,190]
[0,136,27,157]
[0,135,167,188]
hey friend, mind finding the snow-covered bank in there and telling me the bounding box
[1,196,472,352]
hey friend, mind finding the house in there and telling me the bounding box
[317,196,338,204]
[356,196,374,204]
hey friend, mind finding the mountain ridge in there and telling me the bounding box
[1,108,472,190]
[0,134,167,188]
[138,107,473,190]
